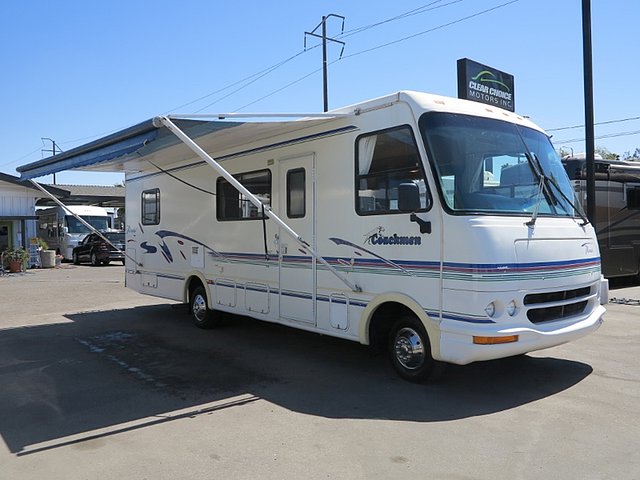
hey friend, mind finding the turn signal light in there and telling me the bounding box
[473,335,519,345]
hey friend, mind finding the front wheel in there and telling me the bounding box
[72,252,80,265]
[389,315,440,383]
[190,285,219,329]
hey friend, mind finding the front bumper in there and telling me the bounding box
[436,304,605,365]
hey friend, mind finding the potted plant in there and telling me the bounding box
[5,247,29,273]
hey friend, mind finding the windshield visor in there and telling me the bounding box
[420,112,580,217]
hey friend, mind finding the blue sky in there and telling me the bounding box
[1,0,638,185]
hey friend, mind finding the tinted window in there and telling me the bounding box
[287,168,305,218]
[142,189,160,225]
[216,169,271,221]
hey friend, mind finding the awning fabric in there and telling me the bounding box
[16,116,344,180]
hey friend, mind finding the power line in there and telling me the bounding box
[547,115,640,132]
[166,1,468,114]
[235,0,519,111]
[339,0,463,38]
[551,129,640,145]
[8,0,518,165]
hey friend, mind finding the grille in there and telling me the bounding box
[524,287,592,324]
[524,287,591,305]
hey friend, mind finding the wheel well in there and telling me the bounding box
[368,302,417,353]
[186,276,205,305]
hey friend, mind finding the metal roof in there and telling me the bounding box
[0,172,68,197]
[35,184,125,207]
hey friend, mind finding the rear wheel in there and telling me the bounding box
[190,285,218,329]
[90,252,101,266]
[389,315,439,383]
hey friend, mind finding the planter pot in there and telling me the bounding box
[8,260,23,273]
[40,250,56,268]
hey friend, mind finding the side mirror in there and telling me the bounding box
[398,182,421,212]
[627,187,640,210]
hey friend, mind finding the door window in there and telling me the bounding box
[356,126,430,215]
[286,168,306,218]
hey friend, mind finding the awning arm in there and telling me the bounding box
[154,115,362,293]
[167,112,354,120]
[28,180,138,265]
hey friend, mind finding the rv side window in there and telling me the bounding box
[356,126,429,215]
[287,168,305,218]
[216,169,272,221]
[141,189,160,225]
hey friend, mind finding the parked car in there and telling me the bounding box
[72,231,125,266]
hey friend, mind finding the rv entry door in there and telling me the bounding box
[277,153,316,325]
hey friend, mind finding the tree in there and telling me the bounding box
[595,146,619,160]
[622,148,640,161]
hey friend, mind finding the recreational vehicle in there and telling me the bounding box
[36,205,113,259]
[562,154,640,281]
[18,91,607,382]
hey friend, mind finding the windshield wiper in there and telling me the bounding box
[524,152,557,226]
[524,152,589,227]
[543,168,590,226]
[525,172,545,227]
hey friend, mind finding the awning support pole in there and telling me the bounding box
[154,115,361,293]
[28,180,137,265]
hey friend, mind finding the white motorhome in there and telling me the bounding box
[36,204,113,258]
[18,91,606,382]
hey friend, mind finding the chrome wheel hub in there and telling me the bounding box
[394,327,425,370]
[192,294,207,321]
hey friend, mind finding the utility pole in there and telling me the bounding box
[305,14,345,112]
[582,0,596,225]
[41,137,61,184]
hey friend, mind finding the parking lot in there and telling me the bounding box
[1,265,639,479]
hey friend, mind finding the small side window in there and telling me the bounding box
[287,168,306,218]
[356,126,430,215]
[142,188,160,225]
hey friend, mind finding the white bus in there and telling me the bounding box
[36,205,112,259]
[19,91,607,382]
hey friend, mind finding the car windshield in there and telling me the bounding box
[66,215,111,234]
[104,232,124,242]
[419,112,581,217]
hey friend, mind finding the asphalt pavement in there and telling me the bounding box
[0,265,639,479]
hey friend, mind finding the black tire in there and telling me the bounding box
[190,285,218,329]
[388,315,440,383]
[72,252,80,265]
[91,251,101,266]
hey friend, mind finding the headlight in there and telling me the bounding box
[484,302,496,318]
[507,300,517,316]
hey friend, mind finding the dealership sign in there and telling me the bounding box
[457,58,515,112]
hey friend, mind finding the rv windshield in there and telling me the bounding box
[66,215,111,234]
[420,112,580,218]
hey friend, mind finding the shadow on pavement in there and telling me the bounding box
[0,304,592,454]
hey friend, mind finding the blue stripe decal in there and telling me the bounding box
[135,271,495,323]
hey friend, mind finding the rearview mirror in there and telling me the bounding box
[398,182,421,212]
